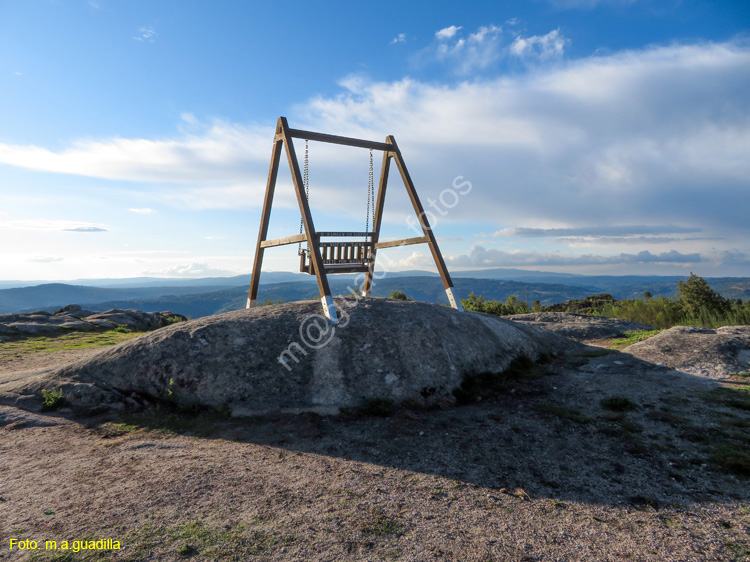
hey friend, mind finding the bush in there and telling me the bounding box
[41,388,65,411]
[461,292,530,316]
[389,290,412,301]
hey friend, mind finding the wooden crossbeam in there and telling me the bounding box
[374,235,429,250]
[259,233,307,248]
[282,129,392,152]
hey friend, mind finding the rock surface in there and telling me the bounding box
[507,312,654,340]
[0,299,580,416]
[0,305,186,338]
[624,325,750,379]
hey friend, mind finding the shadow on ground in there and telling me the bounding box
[70,346,750,508]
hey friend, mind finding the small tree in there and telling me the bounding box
[389,290,412,301]
[677,273,729,315]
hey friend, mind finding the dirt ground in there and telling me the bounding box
[1,336,749,561]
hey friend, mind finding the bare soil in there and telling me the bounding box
[1,335,750,561]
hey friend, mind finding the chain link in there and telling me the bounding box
[365,149,374,240]
[298,140,310,256]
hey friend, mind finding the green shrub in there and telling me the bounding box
[41,388,65,411]
[389,290,412,301]
[461,292,530,316]
[600,396,638,412]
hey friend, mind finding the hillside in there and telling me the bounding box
[3,273,749,318]
[23,278,597,319]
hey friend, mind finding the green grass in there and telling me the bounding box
[358,510,402,537]
[0,331,145,356]
[610,329,662,349]
[710,446,750,476]
[115,404,231,438]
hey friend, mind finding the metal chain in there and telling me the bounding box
[298,140,310,256]
[365,149,374,240]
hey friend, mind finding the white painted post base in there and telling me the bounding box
[321,295,339,323]
[246,298,256,309]
[445,287,464,312]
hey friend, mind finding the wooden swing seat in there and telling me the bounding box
[299,233,374,274]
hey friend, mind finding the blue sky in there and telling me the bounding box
[1,0,749,281]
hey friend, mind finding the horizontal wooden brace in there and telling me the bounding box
[282,129,394,152]
[317,231,374,237]
[374,235,429,250]
[259,233,307,248]
[318,241,373,248]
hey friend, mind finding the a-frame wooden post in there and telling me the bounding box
[363,137,463,311]
[247,117,338,322]
[248,117,462,323]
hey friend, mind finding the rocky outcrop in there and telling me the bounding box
[0,299,580,416]
[0,305,186,339]
[624,325,750,379]
[507,312,654,340]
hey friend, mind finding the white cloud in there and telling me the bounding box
[390,33,406,45]
[0,219,110,232]
[63,226,108,232]
[128,208,155,214]
[141,262,238,278]
[429,24,505,74]
[27,256,64,263]
[448,246,705,268]
[302,40,750,254]
[0,121,273,185]
[495,225,702,238]
[435,25,462,40]
[510,29,568,59]
[133,26,157,43]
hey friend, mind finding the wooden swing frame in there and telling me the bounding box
[247,116,463,323]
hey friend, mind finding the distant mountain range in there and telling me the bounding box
[2,269,748,318]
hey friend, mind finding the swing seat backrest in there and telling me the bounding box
[299,232,375,274]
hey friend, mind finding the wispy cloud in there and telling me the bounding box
[495,225,702,238]
[27,256,64,263]
[63,226,108,232]
[449,246,705,268]
[0,119,272,188]
[128,208,155,214]
[390,33,407,45]
[431,24,505,74]
[141,262,237,278]
[133,26,157,43]
[435,25,462,40]
[0,219,110,232]
[510,29,568,60]
[423,24,567,73]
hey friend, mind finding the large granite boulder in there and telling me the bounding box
[507,312,654,340]
[624,325,750,379]
[0,308,186,337]
[0,299,580,416]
